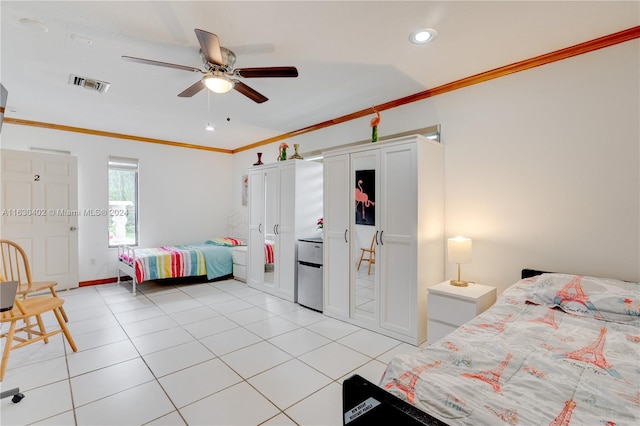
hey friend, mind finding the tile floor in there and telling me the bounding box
[1,278,424,425]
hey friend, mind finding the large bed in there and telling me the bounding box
[343,270,639,425]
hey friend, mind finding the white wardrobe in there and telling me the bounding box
[247,159,323,302]
[322,134,444,345]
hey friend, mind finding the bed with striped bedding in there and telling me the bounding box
[119,246,206,284]
[117,241,238,295]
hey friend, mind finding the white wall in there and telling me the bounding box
[2,40,637,291]
[233,40,639,293]
[1,126,234,282]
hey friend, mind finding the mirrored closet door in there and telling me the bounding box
[351,150,380,323]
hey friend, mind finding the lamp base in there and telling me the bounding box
[450,279,469,287]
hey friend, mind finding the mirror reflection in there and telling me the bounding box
[263,169,278,285]
[354,226,376,319]
[352,164,377,320]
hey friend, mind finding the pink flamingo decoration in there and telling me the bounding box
[355,179,375,220]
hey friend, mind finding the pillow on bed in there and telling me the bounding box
[206,237,246,247]
[526,273,639,323]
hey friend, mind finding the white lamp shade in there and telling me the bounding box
[448,237,472,264]
[203,74,234,93]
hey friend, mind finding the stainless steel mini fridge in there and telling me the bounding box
[297,238,323,312]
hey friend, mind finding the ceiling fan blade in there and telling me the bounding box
[235,67,299,78]
[234,81,268,103]
[194,29,224,66]
[178,80,206,97]
[122,56,202,73]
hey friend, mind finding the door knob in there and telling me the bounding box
[70,226,77,231]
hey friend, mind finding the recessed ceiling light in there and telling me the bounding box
[19,18,49,33]
[70,33,94,45]
[409,28,438,44]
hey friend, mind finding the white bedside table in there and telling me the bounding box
[427,281,496,344]
[231,246,247,282]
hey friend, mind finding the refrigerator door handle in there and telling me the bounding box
[299,261,322,268]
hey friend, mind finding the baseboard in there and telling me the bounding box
[79,277,120,287]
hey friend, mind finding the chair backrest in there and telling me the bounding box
[369,233,376,251]
[0,240,33,286]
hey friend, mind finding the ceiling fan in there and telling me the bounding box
[122,29,298,103]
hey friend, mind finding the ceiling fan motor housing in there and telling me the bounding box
[202,47,236,72]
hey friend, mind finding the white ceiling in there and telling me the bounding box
[1,1,638,151]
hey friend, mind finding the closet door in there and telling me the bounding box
[350,149,380,324]
[263,166,279,292]
[247,168,266,288]
[276,163,296,299]
[379,143,417,336]
[323,154,350,318]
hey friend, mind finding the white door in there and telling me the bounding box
[322,154,350,318]
[247,168,265,288]
[351,149,380,324]
[262,166,279,292]
[379,143,417,335]
[1,149,79,290]
[276,163,296,299]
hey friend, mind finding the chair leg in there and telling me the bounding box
[21,296,34,340]
[54,308,77,352]
[34,314,49,344]
[357,250,365,271]
[1,320,17,381]
[49,288,68,322]
[23,317,34,340]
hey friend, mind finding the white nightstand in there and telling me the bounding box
[231,246,247,282]
[427,281,497,344]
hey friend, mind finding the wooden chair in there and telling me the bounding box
[0,240,68,322]
[357,234,376,275]
[1,280,77,380]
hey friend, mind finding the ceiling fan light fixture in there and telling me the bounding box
[409,28,438,44]
[203,74,234,93]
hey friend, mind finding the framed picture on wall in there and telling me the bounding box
[242,175,248,206]
[355,169,375,226]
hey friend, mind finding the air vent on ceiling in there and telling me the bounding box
[68,74,110,94]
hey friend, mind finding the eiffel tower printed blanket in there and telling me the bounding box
[380,274,639,425]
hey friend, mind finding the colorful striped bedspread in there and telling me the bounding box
[265,241,275,264]
[119,244,233,283]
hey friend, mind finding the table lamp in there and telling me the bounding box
[448,236,472,287]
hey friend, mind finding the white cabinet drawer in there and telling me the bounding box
[427,319,457,344]
[428,294,478,327]
[233,264,246,282]
[232,247,247,265]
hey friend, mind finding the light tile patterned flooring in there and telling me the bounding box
[1,278,423,425]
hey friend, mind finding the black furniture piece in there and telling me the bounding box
[342,374,448,425]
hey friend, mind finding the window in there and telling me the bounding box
[108,156,138,247]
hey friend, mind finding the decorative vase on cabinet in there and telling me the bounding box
[253,152,263,166]
[322,134,444,345]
